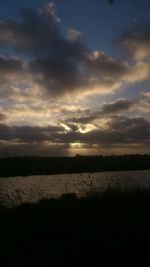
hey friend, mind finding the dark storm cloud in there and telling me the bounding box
[109,116,150,136]
[0,4,88,95]
[0,124,64,142]
[119,24,150,61]
[0,3,131,96]
[102,99,132,114]
[0,6,60,52]
[0,56,23,75]
[30,57,86,96]
[0,56,24,100]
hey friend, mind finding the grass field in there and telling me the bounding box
[1,190,150,266]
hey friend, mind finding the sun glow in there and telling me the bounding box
[70,142,82,148]
[78,124,96,133]
[61,123,71,132]
[69,142,84,156]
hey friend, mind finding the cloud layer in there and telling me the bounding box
[0,113,149,156]
[0,3,150,98]
[0,2,149,155]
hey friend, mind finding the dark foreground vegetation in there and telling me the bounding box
[0,154,150,177]
[1,191,150,266]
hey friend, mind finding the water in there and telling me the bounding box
[0,170,150,207]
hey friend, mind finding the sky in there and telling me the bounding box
[0,0,149,156]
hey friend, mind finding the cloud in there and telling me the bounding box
[60,94,150,131]
[0,115,149,147]
[39,2,61,24]
[0,113,7,121]
[0,3,60,51]
[85,50,129,80]
[0,2,149,156]
[0,56,24,95]
[0,56,23,75]
[67,28,82,42]
[101,98,132,114]
[0,3,88,96]
[119,25,150,83]
[0,2,146,97]
[0,124,64,142]
[0,2,150,101]
[120,25,150,61]
[78,116,150,147]
[62,98,133,125]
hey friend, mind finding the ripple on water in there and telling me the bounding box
[0,170,150,207]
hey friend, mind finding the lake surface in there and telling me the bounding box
[0,170,150,207]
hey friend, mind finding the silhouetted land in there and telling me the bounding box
[0,154,150,177]
[1,190,150,266]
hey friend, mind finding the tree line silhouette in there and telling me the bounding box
[0,154,149,177]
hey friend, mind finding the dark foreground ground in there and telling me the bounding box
[0,154,150,177]
[1,191,150,266]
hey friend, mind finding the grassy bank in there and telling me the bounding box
[0,154,150,177]
[1,190,150,266]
